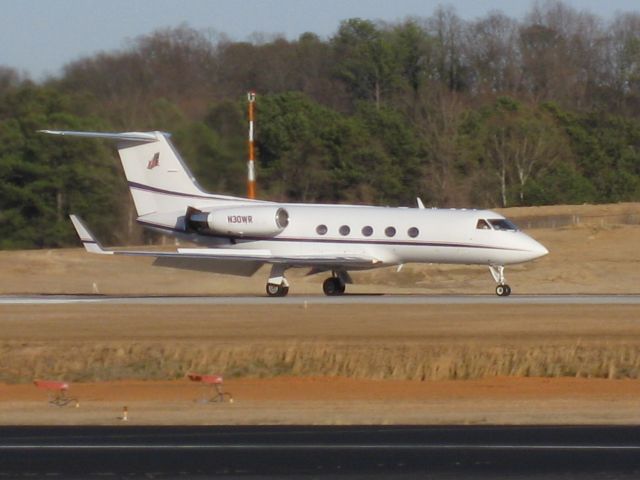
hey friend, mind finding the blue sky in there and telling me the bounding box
[1,0,638,80]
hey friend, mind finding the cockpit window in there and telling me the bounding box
[476,219,491,230]
[488,219,518,231]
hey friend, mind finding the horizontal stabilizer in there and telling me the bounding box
[39,130,159,143]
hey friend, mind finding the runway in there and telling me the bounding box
[2,425,640,478]
[1,293,640,305]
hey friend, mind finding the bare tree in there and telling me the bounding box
[426,6,468,92]
[603,13,640,114]
[483,103,570,206]
[59,26,219,124]
[415,89,466,205]
[0,66,23,95]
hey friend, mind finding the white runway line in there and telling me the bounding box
[0,297,102,305]
[0,295,105,304]
[1,294,640,305]
[2,444,640,450]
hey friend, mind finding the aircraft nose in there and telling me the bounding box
[529,239,549,259]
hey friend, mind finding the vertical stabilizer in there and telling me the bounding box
[40,130,251,216]
[116,132,210,215]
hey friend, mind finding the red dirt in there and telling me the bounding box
[2,376,640,426]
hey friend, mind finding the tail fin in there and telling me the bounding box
[40,130,249,216]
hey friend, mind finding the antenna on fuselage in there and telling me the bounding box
[416,197,425,209]
[247,91,257,199]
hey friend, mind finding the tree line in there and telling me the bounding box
[1,1,640,248]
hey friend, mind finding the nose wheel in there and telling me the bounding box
[323,277,346,296]
[490,265,512,297]
[495,284,511,297]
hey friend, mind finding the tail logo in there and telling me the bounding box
[147,152,160,170]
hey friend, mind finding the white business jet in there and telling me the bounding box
[40,130,548,297]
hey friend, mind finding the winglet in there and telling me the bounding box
[69,215,113,255]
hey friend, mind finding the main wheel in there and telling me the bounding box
[322,277,345,296]
[266,283,289,297]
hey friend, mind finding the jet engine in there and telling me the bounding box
[186,205,289,237]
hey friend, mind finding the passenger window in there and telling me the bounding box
[339,225,351,236]
[408,227,419,238]
[488,219,518,231]
[385,226,396,237]
[476,219,491,230]
[361,226,373,237]
[316,224,328,235]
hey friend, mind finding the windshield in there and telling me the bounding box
[488,219,518,231]
[476,219,491,230]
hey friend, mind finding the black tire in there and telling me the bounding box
[322,278,336,295]
[496,284,512,297]
[323,277,346,296]
[323,277,338,296]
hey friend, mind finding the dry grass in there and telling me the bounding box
[1,303,639,383]
[4,341,640,384]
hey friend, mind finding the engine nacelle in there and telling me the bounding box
[186,205,289,237]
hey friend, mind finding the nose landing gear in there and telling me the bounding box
[495,284,511,297]
[490,265,511,297]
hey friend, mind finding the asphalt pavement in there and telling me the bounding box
[1,425,640,478]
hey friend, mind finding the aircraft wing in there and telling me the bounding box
[70,215,381,270]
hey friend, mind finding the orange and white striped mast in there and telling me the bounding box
[247,91,257,199]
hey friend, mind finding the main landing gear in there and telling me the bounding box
[490,265,512,297]
[265,276,347,297]
[322,276,346,296]
[266,283,289,297]
[322,271,350,296]
[322,270,353,296]
[266,264,290,297]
